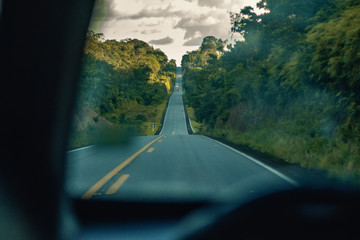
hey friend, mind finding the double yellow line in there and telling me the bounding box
[81,135,164,200]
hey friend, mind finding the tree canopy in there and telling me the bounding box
[182,0,360,180]
[77,31,176,122]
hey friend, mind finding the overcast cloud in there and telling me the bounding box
[98,0,261,64]
[149,36,175,45]
[183,37,203,46]
[141,29,161,34]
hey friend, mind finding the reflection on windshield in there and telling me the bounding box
[66,0,360,201]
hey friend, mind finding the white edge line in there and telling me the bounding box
[189,117,196,133]
[182,98,188,136]
[205,136,300,186]
[178,77,188,135]
[67,145,95,153]
[159,95,171,135]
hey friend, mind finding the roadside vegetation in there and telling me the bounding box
[182,0,360,183]
[69,31,176,149]
[186,106,203,133]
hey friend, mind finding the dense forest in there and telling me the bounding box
[182,0,360,181]
[70,31,176,148]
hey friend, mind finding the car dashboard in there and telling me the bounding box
[72,185,360,240]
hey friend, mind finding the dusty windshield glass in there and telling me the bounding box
[65,0,360,201]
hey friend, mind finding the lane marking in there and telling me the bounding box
[147,147,155,153]
[105,174,130,195]
[67,145,95,153]
[205,137,299,186]
[81,136,164,200]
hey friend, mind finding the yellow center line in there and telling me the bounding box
[105,174,130,195]
[81,135,164,200]
[147,147,155,153]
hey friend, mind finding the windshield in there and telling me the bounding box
[65,0,360,202]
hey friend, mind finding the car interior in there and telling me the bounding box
[1,0,360,240]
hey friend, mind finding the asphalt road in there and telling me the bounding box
[65,69,297,202]
[159,71,188,136]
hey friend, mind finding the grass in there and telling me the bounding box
[140,101,167,136]
[104,99,168,135]
[203,122,360,184]
[186,105,203,133]
[68,127,94,149]
[68,99,169,150]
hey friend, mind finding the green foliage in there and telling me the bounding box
[79,31,176,110]
[307,5,360,97]
[70,31,176,146]
[181,36,227,69]
[183,0,360,182]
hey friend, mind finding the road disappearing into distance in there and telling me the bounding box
[65,68,298,202]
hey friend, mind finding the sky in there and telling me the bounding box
[97,0,261,64]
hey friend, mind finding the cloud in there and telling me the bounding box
[198,0,224,8]
[108,4,186,20]
[140,21,162,27]
[105,0,241,44]
[183,0,231,9]
[100,0,260,62]
[149,36,175,45]
[141,29,161,34]
[183,37,204,46]
[174,11,228,40]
